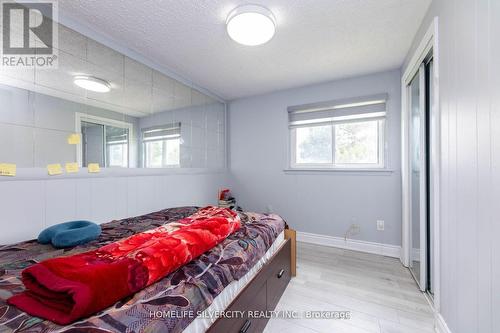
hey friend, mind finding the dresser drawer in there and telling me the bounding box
[266,240,291,309]
[207,277,267,333]
[207,238,292,333]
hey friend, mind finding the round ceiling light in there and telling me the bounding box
[226,4,276,46]
[73,75,111,93]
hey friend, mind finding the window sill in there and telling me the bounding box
[283,168,395,175]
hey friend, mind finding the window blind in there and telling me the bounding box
[106,127,129,144]
[288,93,388,127]
[142,123,181,142]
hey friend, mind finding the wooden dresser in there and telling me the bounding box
[207,238,292,333]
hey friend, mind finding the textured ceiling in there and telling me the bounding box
[58,0,431,100]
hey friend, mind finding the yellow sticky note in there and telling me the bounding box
[88,163,100,173]
[47,163,63,176]
[65,162,79,173]
[67,133,81,145]
[0,163,16,176]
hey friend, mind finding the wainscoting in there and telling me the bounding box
[0,171,228,244]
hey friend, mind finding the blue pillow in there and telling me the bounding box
[38,221,101,248]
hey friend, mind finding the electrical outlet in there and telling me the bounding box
[377,220,385,231]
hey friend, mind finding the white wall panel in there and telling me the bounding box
[0,172,228,245]
[90,178,119,223]
[490,1,500,330]
[476,1,493,332]
[75,178,93,221]
[114,178,129,220]
[45,179,77,227]
[404,1,499,332]
[0,181,45,242]
[125,177,139,218]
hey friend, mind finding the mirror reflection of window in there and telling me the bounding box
[106,126,129,167]
[80,118,131,168]
[142,124,181,168]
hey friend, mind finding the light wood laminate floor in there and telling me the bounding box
[264,242,435,333]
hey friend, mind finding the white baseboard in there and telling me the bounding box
[435,313,452,333]
[296,231,401,258]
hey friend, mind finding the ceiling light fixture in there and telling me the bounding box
[73,75,111,93]
[226,4,276,46]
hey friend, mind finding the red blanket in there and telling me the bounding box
[8,207,240,325]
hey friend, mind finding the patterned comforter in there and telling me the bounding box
[0,207,286,333]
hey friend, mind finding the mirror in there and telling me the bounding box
[0,22,226,171]
[409,70,421,283]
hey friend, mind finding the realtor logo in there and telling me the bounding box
[1,0,58,68]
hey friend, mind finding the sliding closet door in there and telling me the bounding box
[427,60,434,296]
[408,64,427,291]
[81,121,105,167]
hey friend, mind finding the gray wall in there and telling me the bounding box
[228,70,402,246]
[405,1,499,332]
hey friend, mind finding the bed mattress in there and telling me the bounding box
[0,207,286,333]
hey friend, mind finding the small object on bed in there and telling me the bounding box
[37,220,101,248]
[218,188,239,210]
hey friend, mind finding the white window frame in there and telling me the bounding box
[106,137,129,168]
[75,113,134,168]
[141,125,181,168]
[289,116,386,170]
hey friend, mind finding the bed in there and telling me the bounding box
[0,207,292,333]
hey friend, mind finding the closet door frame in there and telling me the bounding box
[401,17,441,309]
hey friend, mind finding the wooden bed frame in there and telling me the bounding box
[207,228,296,333]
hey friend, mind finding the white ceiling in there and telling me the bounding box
[58,0,431,100]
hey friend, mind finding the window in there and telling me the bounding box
[295,125,332,164]
[78,115,132,168]
[142,123,181,168]
[289,94,387,169]
[106,126,129,167]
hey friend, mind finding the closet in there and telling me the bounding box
[407,54,434,296]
